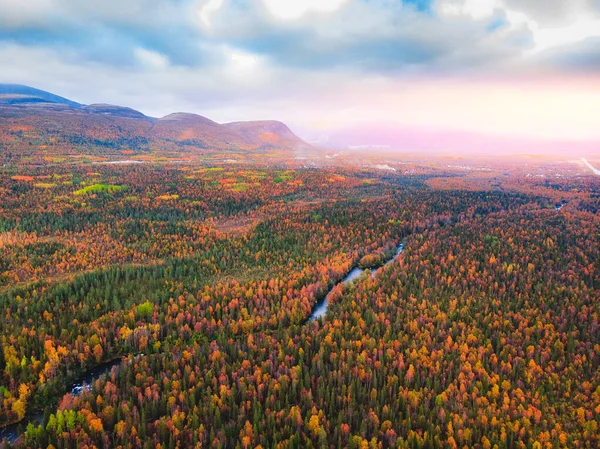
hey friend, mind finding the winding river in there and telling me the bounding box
[308,243,404,322]
[0,358,125,444]
[2,243,406,444]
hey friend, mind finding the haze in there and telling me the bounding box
[1,0,599,151]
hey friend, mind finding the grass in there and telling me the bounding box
[74,184,127,195]
[273,172,293,183]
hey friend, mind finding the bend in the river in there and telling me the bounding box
[307,242,404,323]
[2,243,406,444]
[0,358,128,444]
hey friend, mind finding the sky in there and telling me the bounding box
[1,0,599,148]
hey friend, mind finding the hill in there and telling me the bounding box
[0,84,313,164]
[0,84,82,107]
[224,120,307,148]
[148,113,252,150]
[82,104,150,119]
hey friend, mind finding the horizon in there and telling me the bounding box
[1,1,600,151]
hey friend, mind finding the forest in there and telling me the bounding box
[0,162,598,449]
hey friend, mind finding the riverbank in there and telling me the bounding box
[0,357,126,444]
[307,243,404,323]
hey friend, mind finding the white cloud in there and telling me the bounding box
[530,17,600,53]
[226,48,264,82]
[500,1,600,54]
[198,0,225,27]
[437,0,600,53]
[463,0,500,20]
[230,51,257,67]
[134,48,169,69]
[261,0,348,20]
[0,0,55,28]
[437,0,500,20]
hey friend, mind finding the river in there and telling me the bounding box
[2,243,406,443]
[307,243,404,322]
[0,358,125,444]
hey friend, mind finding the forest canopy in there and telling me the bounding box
[0,162,598,449]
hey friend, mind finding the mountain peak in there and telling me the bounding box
[224,120,308,148]
[159,112,217,125]
[0,84,82,107]
[83,103,148,119]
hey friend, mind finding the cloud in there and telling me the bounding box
[198,0,225,27]
[437,0,600,56]
[530,17,600,53]
[135,48,169,69]
[0,0,599,146]
[501,0,597,27]
[534,36,600,70]
[0,0,56,29]
[261,0,348,20]
[202,0,532,74]
[0,0,205,66]
[437,0,501,20]
[0,0,598,74]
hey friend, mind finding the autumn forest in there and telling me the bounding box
[0,158,598,449]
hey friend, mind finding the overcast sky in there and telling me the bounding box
[1,0,599,143]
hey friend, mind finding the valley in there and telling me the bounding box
[0,85,599,449]
[0,154,598,448]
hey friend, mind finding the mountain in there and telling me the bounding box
[148,113,251,149]
[0,84,313,163]
[82,104,149,119]
[224,120,307,149]
[0,84,82,108]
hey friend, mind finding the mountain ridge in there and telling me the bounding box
[0,84,82,108]
[0,84,313,162]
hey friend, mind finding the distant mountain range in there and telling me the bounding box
[3,84,596,165]
[0,84,313,163]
